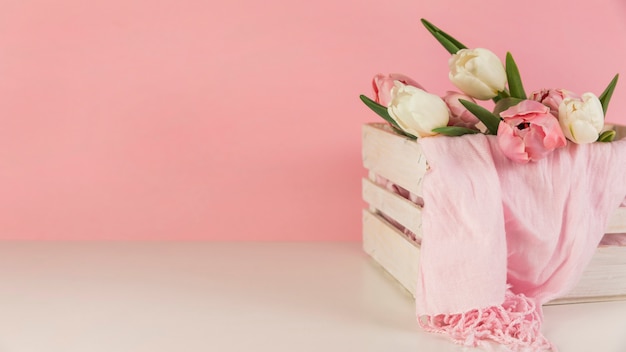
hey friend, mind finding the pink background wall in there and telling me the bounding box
[1,0,626,240]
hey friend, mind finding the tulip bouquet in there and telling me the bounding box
[360,19,619,163]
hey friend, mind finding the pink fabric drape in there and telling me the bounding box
[415,134,626,350]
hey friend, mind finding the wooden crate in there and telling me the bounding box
[362,122,626,305]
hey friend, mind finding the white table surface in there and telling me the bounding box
[0,242,624,352]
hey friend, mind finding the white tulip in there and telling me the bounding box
[558,92,604,144]
[449,48,507,100]
[387,81,449,138]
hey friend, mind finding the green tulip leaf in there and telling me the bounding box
[599,73,619,115]
[459,99,501,135]
[432,126,481,136]
[598,130,616,142]
[394,127,417,140]
[505,52,526,99]
[359,95,417,139]
[420,19,467,55]
[359,94,397,127]
[493,97,523,116]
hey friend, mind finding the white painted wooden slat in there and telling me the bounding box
[606,207,626,233]
[362,123,426,197]
[362,177,422,238]
[362,209,419,297]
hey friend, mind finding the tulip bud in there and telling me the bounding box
[442,91,479,129]
[558,93,604,144]
[387,81,449,138]
[449,48,507,100]
[529,89,578,117]
[373,73,423,107]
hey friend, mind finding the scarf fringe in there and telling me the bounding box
[418,290,556,351]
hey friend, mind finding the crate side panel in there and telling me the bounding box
[362,209,419,297]
[362,178,423,238]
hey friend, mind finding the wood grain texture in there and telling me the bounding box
[362,123,426,197]
[362,178,422,238]
[362,209,419,297]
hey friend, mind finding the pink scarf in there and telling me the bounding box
[415,134,626,350]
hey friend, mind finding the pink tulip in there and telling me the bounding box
[442,91,479,129]
[497,100,567,163]
[529,88,578,117]
[372,73,423,106]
